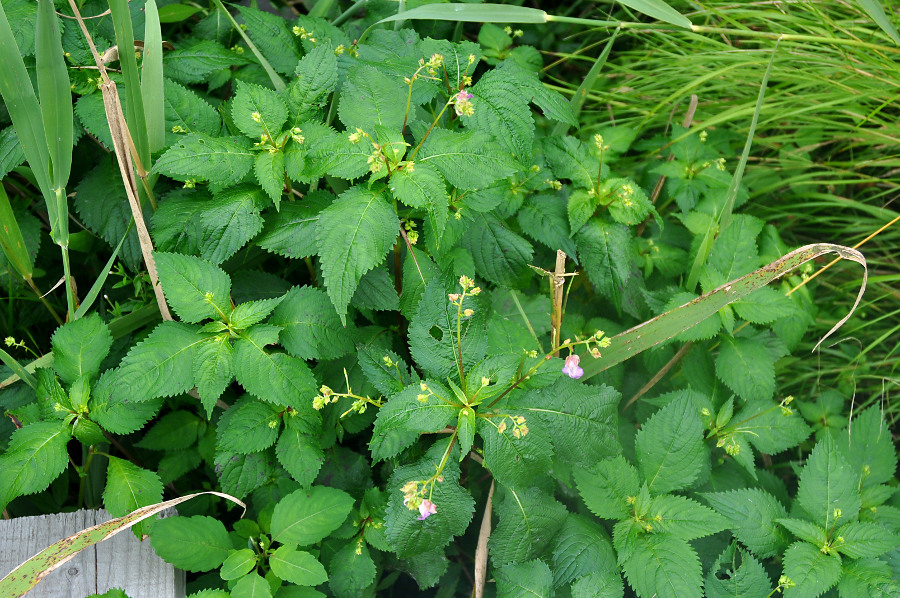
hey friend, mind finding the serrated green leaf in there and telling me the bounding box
[732,286,797,324]
[715,336,775,401]
[103,457,163,537]
[217,396,280,454]
[576,217,635,313]
[834,521,900,558]
[701,489,789,558]
[220,548,257,580]
[237,5,301,75]
[797,435,861,529]
[151,189,206,254]
[257,190,330,259]
[782,541,841,598]
[289,45,337,123]
[164,78,221,142]
[551,514,616,587]
[351,264,399,311]
[620,534,702,598]
[776,518,828,546]
[459,211,533,288]
[271,486,354,546]
[0,422,70,510]
[836,406,896,488]
[269,546,328,585]
[230,296,283,329]
[571,570,624,598]
[338,64,407,131]
[316,185,398,323]
[51,313,112,384]
[489,487,567,567]
[74,160,142,269]
[199,184,266,265]
[838,558,899,598]
[114,321,205,401]
[635,395,705,494]
[517,194,577,258]
[575,456,640,520]
[328,542,375,597]
[706,215,764,282]
[466,62,535,162]
[390,163,449,244]
[277,426,324,487]
[542,136,600,189]
[409,278,488,379]
[517,376,620,468]
[232,80,288,139]
[255,150,285,207]
[606,178,654,226]
[495,559,553,598]
[418,128,519,190]
[158,449,202,485]
[153,133,254,186]
[268,286,353,360]
[647,495,727,540]
[233,325,318,411]
[90,371,163,434]
[164,39,251,84]
[193,335,234,415]
[155,252,231,323]
[731,398,811,454]
[384,441,474,557]
[232,572,272,598]
[214,450,275,498]
[478,413,553,489]
[370,382,459,462]
[705,546,771,598]
[0,125,25,181]
[135,410,204,451]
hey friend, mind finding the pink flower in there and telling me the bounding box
[562,354,583,379]
[455,90,473,102]
[417,499,437,520]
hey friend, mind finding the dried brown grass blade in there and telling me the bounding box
[473,481,495,598]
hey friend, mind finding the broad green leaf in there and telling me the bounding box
[701,489,789,558]
[51,313,112,384]
[467,62,536,162]
[153,133,254,186]
[733,286,797,324]
[390,163,449,244]
[351,264,399,311]
[620,534,702,598]
[135,410,204,451]
[199,185,266,265]
[370,382,459,461]
[103,457,163,538]
[328,542,375,597]
[271,486,355,546]
[418,128,519,190]
[269,546,328,585]
[705,546,771,598]
[164,78,221,141]
[635,395,705,494]
[571,571,624,598]
[113,321,205,401]
[575,456,641,520]
[731,398,812,454]
[517,194,577,258]
[0,422,70,510]
[233,325,318,411]
[489,487,567,567]
[151,189,206,255]
[715,335,774,401]
[232,572,272,598]
[776,518,828,546]
[616,0,692,28]
[834,521,900,558]
[193,335,234,415]
[277,425,324,487]
[255,150,286,207]
[220,549,257,580]
[551,514,616,587]
[164,39,251,84]
[269,286,354,360]
[836,406,896,487]
[257,191,331,259]
[289,45,338,122]
[782,541,841,598]
[460,212,533,288]
[316,185,398,323]
[542,136,601,189]
[216,397,280,454]
[151,516,233,572]
[495,559,553,598]
[647,495,727,540]
[796,435,861,529]
[838,558,899,598]
[237,4,302,75]
[155,252,232,323]
[215,451,276,498]
[232,80,288,139]
[338,65,407,131]
[90,371,163,434]
[384,441,474,557]
[229,297,284,329]
[478,413,553,490]
[517,377,620,468]
[576,217,635,313]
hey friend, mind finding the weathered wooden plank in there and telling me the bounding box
[0,509,184,598]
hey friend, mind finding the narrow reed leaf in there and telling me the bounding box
[109,0,151,169]
[857,0,900,45]
[552,29,619,136]
[377,3,548,25]
[142,0,166,154]
[0,347,36,390]
[616,0,692,29]
[685,41,778,290]
[0,183,33,280]
[74,221,134,319]
[211,0,285,91]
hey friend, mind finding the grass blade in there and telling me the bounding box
[142,0,165,154]
[211,0,285,91]
[377,3,548,25]
[0,183,34,281]
[616,0,692,29]
[73,220,134,319]
[0,347,36,390]
[109,0,151,170]
[580,243,867,380]
[857,0,900,45]
[552,28,619,136]
[685,40,778,290]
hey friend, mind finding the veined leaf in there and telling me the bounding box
[782,541,841,598]
[489,487,567,567]
[701,488,789,558]
[233,325,318,412]
[0,422,70,510]
[113,321,205,402]
[551,514,616,588]
[417,128,519,190]
[495,559,553,598]
[796,435,861,530]
[103,457,164,538]
[51,313,113,384]
[271,486,354,546]
[370,382,459,462]
[155,252,232,323]
[621,534,702,598]
[635,395,706,494]
[152,133,254,186]
[289,45,338,123]
[150,516,232,572]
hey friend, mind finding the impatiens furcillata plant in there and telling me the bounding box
[0,2,897,598]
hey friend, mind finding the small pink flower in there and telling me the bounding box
[417,499,437,520]
[455,90,473,102]
[562,354,583,379]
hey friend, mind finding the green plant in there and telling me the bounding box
[0,2,897,598]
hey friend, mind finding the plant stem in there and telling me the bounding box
[25,277,63,325]
[332,0,368,27]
